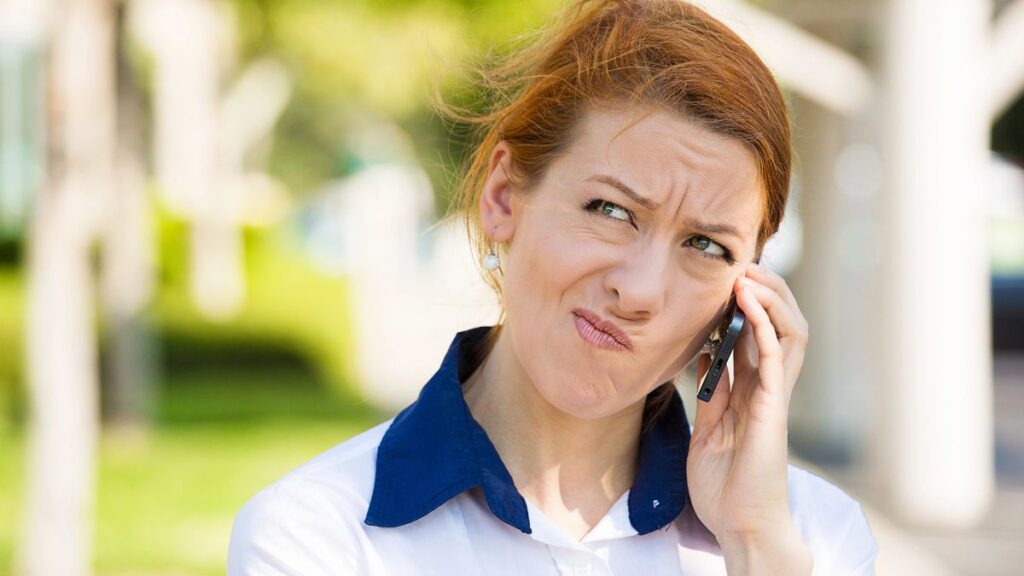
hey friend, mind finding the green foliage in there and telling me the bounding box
[0,2,591,572]
[0,368,388,576]
[0,198,382,574]
[0,269,24,432]
[153,203,359,394]
[228,0,562,200]
[0,194,386,575]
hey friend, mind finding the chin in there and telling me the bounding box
[540,382,619,420]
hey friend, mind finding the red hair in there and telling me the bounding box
[440,0,792,430]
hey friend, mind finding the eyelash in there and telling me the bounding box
[582,197,736,265]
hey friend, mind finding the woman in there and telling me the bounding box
[228,0,879,574]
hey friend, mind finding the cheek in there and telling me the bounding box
[510,220,602,295]
[678,278,736,325]
[678,253,736,284]
[659,282,735,360]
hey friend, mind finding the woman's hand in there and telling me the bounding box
[685,263,813,575]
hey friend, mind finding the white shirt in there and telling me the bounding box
[228,326,879,575]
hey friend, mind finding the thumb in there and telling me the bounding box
[693,353,730,433]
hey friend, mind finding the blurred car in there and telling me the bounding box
[994,273,1024,350]
[990,155,1024,351]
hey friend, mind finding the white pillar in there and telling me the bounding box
[788,101,851,457]
[877,0,994,526]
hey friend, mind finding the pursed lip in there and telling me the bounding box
[571,307,634,351]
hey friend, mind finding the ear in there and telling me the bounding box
[479,141,516,243]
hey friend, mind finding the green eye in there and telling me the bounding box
[687,236,728,260]
[584,197,735,264]
[585,198,634,225]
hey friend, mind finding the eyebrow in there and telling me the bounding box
[585,174,745,239]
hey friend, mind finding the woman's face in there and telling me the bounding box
[480,104,763,419]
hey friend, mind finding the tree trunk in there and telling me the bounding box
[99,0,156,428]
[18,0,114,573]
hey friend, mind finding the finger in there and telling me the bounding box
[727,314,760,406]
[735,280,786,400]
[693,352,730,433]
[738,277,808,346]
[737,276,808,395]
[745,264,801,317]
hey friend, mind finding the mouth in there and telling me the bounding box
[571,307,633,351]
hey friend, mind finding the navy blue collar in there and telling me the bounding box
[364,325,692,536]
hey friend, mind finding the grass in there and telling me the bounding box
[0,269,24,432]
[0,202,390,574]
[0,368,392,576]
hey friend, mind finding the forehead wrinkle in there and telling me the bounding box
[679,171,760,243]
[609,117,741,196]
[582,106,761,242]
[638,141,756,240]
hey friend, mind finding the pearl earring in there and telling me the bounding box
[483,242,501,271]
[483,228,501,272]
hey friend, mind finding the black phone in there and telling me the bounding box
[696,295,745,403]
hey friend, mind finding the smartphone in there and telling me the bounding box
[697,295,745,403]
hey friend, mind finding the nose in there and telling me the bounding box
[603,243,669,320]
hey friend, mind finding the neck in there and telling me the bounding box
[462,327,646,511]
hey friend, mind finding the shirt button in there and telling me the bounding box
[572,565,593,576]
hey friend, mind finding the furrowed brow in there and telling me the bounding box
[587,174,659,210]
[586,174,744,239]
[680,218,743,239]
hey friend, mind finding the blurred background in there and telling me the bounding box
[0,0,1022,574]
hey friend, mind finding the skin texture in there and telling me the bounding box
[464,104,812,574]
